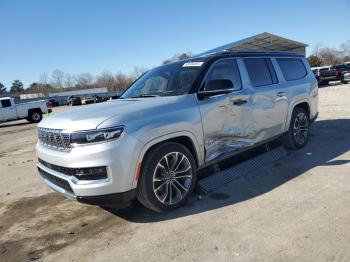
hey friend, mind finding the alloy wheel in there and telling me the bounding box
[153,152,192,205]
[293,112,309,145]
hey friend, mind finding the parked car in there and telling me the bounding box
[0,97,51,123]
[46,98,59,107]
[67,96,82,106]
[343,71,350,83]
[92,95,104,103]
[331,64,350,84]
[36,51,318,212]
[312,66,335,85]
[338,63,350,83]
[82,96,94,105]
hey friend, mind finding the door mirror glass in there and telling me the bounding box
[205,79,234,91]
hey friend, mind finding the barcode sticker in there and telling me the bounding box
[182,62,204,67]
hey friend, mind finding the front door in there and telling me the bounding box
[197,58,254,162]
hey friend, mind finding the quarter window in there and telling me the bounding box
[244,58,277,87]
[204,59,242,91]
[1,99,12,108]
[277,58,307,81]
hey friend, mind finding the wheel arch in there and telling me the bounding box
[285,99,311,130]
[132,132,203,187]
[28,107,43,115]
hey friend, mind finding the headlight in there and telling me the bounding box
[71,126,124,145]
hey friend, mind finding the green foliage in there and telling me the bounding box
[307,55,322,67]
[0,82,6,94]
[10,80,24,93]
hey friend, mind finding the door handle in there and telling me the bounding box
[277,91,287,97]
[232,99,247,106]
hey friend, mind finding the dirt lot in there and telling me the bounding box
[1,83,350,262]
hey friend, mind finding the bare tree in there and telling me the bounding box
[74,73,95,87]
[340,40,350,60]
[318,47,343,65]
[114,72,134,92]
[39,72,49,85]
[311,42,324,56]
[51,69,65,88]
[96,71,116,91]
[64,73,75,88]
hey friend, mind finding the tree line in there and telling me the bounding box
[0,52,191,96]
[307,40,350,67]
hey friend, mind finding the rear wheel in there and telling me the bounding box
[136,142,197,212]
[28,110,42,123]
[282,108,310,150]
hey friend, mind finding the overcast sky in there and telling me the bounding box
[1,0,349,88]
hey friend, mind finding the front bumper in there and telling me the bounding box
[36,132,143,203]
[76,189,136,207]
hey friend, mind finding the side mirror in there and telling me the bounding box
[198,79,234,99]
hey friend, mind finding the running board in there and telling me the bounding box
[197,146,289,193]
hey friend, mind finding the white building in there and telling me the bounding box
[49,87,108,97]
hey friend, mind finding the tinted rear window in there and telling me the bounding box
[277,58,307,81]
[244,58,277,87]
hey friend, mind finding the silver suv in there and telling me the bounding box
[36,51,318,212]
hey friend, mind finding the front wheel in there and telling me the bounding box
[136,142,197,212]
[282,108,310,150]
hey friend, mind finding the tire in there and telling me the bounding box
[28,110,42,123]
[136,142,197,212]
[282,107,310,150]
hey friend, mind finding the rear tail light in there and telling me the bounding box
[336,69,340,77]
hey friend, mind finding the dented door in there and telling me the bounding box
[198,91,254,162]
[197,58,255,162]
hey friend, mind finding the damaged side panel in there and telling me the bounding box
[198,93,257,162]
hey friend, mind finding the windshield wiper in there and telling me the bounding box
[130,95,159,98]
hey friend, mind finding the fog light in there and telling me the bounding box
[73,167,107,180]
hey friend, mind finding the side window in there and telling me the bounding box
[204,59,242,91]
[244,58,277,87]
[1,99,12,108]
[277,58,307,81]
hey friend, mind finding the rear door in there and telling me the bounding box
[0,99,17,121]
[242,57,289,141]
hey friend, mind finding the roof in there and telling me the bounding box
[192,50,303,59]
[192,32,308,58]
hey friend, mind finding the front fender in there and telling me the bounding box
[131,130,204,188]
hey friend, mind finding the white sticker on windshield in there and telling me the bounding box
[182,62,204,67]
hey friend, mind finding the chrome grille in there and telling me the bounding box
[38,128,71,151]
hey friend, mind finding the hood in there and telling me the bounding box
[38,96,186,131]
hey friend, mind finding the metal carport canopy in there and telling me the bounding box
[193,32,307,57]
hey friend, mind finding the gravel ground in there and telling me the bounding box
[0,83,350,262]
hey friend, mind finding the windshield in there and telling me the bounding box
[121,61,203,98]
